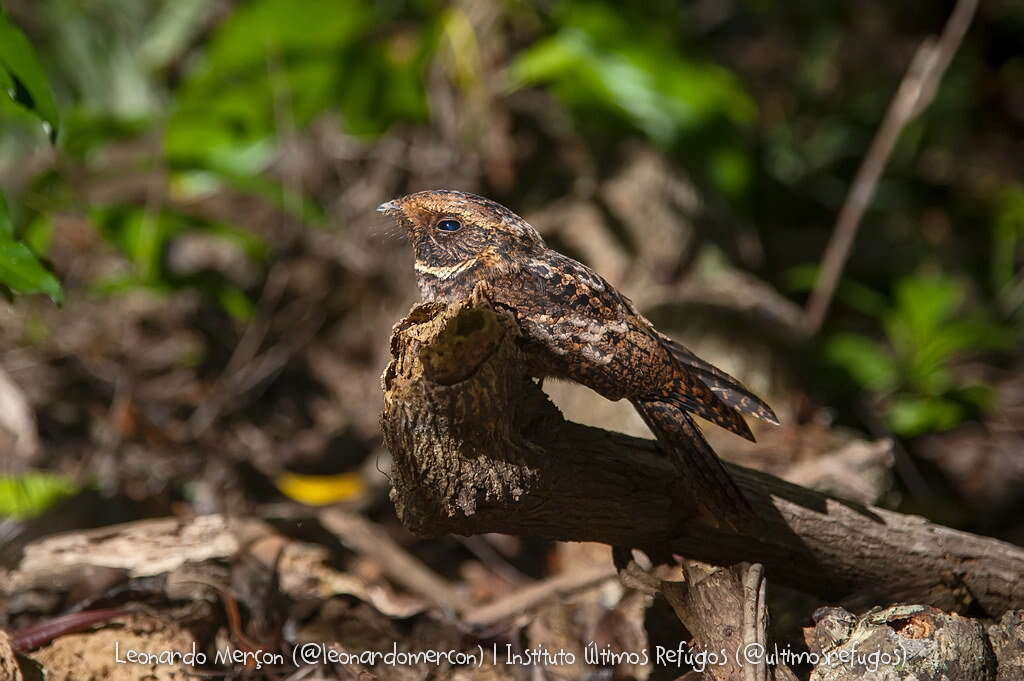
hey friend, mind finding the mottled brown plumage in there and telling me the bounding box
[380,189,778,528]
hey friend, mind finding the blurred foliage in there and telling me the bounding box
[510,2,756,145]
[0,10,58,138]
[821,271,1012,436]
[509,1,756,196]
[165,0,430,175]
[0,9,62,302]
[993,185,1024,316]
[0,472,76,518]
[0,0,1022,442]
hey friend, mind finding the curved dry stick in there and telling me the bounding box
[741,563,768,681]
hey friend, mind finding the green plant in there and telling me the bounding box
[508,1,756,197]
[821,271,1013,436]
[0,10,62,302]
[510,2,755,145]
[0,472,76,518]
[1,0,445,313]
[992,184,1024,318]
[89,204,267,320]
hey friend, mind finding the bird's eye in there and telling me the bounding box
[436,218,462,233]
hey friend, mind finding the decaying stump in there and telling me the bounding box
[382,299,546,522]
[380,297,1024,616]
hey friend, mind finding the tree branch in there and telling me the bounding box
[381,297,1024,616]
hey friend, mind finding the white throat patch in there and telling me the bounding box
[414,259,477,279]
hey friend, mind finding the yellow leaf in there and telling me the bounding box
[275,472,365,506]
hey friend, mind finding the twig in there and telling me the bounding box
[454,534,531,585]
[186,264,289,436]
[188,276,324,437]
[803,0,979,334]
[741,563,767,681]
[8,608,131,652]
[0,340,41,463]
[461,565,617,628]
[318,508,469,614]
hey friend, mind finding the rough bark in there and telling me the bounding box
[988,610,1024,681]
[805,604,1004,681]
[0,632,25,681]
[661,562,799,681]
[380,298,1024,616]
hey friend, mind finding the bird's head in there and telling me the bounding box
[378,190,544,299]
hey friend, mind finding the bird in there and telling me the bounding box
[379,189,778,529]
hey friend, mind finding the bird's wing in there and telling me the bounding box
[512,253,663,398]
[521,252,625,320]
[517,253,763,439]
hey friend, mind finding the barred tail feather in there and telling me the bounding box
[661,337,780,426]
[633,397,752,529]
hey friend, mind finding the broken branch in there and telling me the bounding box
[381,298,1024,616]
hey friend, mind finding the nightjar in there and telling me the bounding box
[379,190,778,528]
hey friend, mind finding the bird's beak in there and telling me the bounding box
[377,199,400,215]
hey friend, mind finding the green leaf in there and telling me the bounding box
[889,274,964,344]
[0,198,58,309]
[953,384,994,410]
[0,232,63,303]
[993,186,1024,294]
[197,0,373,77]
[903,318,1011,393]
[887,395,964,437]
[218,284,255,321]
[824,332,897,392]
[709,147,751,198]
[0,473,77,518]
[0,11,59,141]
[92,206,182,282]
[21,212,54,255]
[0,192,12,237]
[509,3,755,146]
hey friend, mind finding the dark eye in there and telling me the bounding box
[436,218,462,232]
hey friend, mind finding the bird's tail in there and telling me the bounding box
[632,397,752,530]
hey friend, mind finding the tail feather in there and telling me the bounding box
[665,374,756,442]
[660,336,780,426]
[633,397,752,529]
